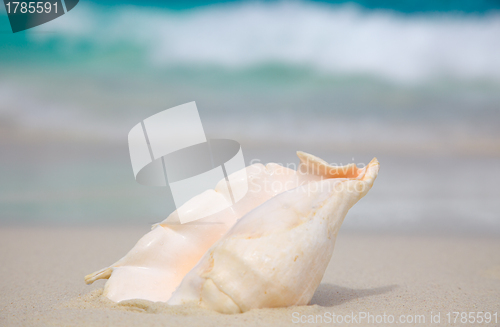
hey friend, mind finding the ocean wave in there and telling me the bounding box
[19,1,500,82]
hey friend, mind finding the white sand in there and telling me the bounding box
[1,227,499,326]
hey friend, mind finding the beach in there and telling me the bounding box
[1,227,499,326]
[1,136,499,326]
[1,1,500,325]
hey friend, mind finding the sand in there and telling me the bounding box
[0,227,499,326]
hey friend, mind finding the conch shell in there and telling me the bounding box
[85,151,349,302]
[167,156,379,313]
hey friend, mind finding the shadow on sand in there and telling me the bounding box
[310,283,398,307]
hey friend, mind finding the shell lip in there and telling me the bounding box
[297,151,379,181]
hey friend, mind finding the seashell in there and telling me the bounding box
[167,156,379,313]
[84,152,337,302]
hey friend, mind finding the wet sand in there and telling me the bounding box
[1,227,499,326]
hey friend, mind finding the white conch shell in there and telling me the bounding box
[85,152,339,302]
[167,157,379,313]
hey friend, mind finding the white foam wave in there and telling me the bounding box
[28,1,500,82]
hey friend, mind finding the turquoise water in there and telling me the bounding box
[1,1,500,123]
[86,0,500,13]
[0,1,499,231]
[2,1,500,80]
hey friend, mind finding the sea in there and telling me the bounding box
[0,0,499,234]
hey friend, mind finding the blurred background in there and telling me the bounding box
[0,0,499,234]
